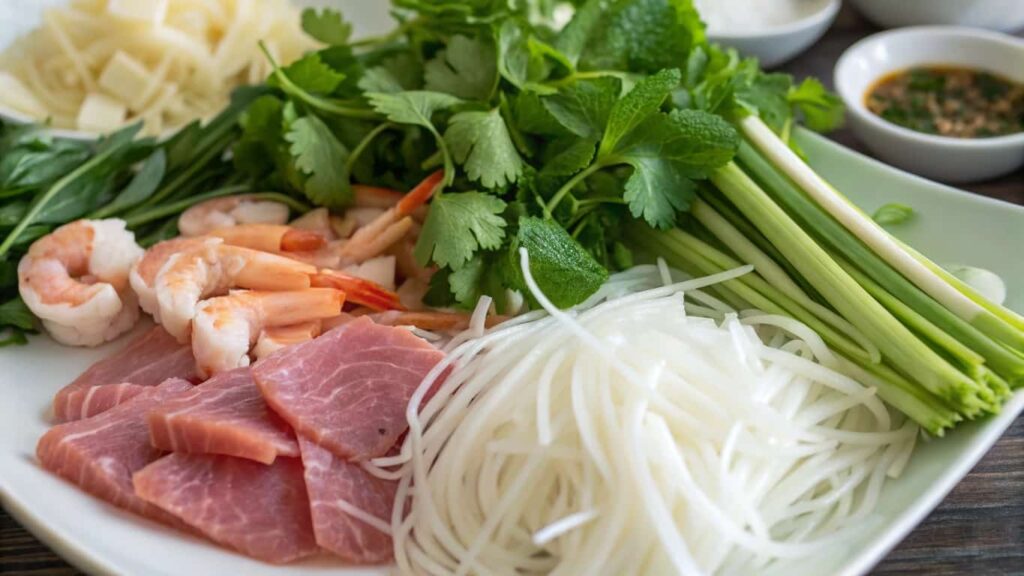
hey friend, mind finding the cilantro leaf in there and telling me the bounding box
[301,8,352,46]
[285,115,352,209]
[736,72,793,132]
[506,216,608,308]
[542,77,621,139]
[367,91,463,183]
[359,54,422,94]
[513,90,571,137]
[414,191,507,270]
[789,77,845,133]
[600,68,680,155]
[424,35,497,101]
[578,0,705,74]
[448,252,509,310]
[609,109,738,228]
[273,52,346,95]
[444,108,524,188]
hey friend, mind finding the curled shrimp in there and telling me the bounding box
[338,170,443,265]
[18,219,144,347]
[155,242,317,342]
[177,195,290,237]
[252,320,323,361]
[129,237,211,321]
[192,289,344,377]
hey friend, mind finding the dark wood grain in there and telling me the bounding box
[1,5,1022,576]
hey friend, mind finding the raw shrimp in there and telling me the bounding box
[207,224,327,253]
[177,195,290,237]
[18,219,144,347]
[338,170,443,265]
[311,269,404,312]
[252,320,323,361]
[129,237,211,320]
[155,243,317,341]
[192,289,344,377]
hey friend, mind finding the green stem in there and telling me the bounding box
[345,123,392,176]
[141,133,232,209]
[545,161,605,217]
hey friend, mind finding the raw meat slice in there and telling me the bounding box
[36,378,194,528]
[147,367,298,464]
[54,326,198,422]
[253,316,445,460]
[299,437,395,564]
[133,453,319,564]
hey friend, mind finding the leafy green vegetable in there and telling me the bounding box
[507,216,608,308]
[600,68,681,155]
[578,0,705,74]
[789,78,845,132]
[301,8,352,46]
[276,52,347,95]
[286,115,352,209]
[0,297,34,331]
[92,149,167,218]
[367,91,463,184]
[873,203,915,226]
[414,191,507,270]
[445,109,524,188]
[542,77,621,139]
[424,35,498,100]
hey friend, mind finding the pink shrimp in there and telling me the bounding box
[177,195,290,237]
[252,320,324,361]
[207,224,327,253]
[18,219,143,346]
[311,269,404,312]
[192,289,344,377]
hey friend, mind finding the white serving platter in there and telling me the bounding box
[1,2,1022,575]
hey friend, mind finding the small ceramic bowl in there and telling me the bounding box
[848,0,1024,33]
[707,0,841,68]
[834,26,1024,183]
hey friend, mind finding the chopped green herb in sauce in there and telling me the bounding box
[866,66,1023,138]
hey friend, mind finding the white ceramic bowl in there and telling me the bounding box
[707,0,841,68]
[849,0,1024,32]
[834,26,1024,183]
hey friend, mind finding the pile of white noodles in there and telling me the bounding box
[371,252,918,575]
[0,0,317,135]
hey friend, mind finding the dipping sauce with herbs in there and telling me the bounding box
[865,66,1023,139]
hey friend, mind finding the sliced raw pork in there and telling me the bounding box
[253,317,445,460]
[133,453,319,564]
[36,378,194,528]
[54,326,197,422]
[298,437,395,564]
[147,367,298,464]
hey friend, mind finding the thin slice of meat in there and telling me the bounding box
[147,367,298,464]
[252,316,445,460]
[36,378,195,529]
[133,453,318,564]
[298,437,395,564]
[54,326,198,422]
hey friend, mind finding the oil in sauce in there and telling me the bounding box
[865,66,1023,139]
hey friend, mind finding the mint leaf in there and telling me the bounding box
[274,53,346,95]
[542,77,621,139]
[445,109,524,188]
[610,109,738,228]
[873,203,914,226]
[414,192,507,269]
[285,115,351,209]
[579,0,705,74]
[541,137,597,177]
[600,68,680,155]
[424,35,497,101]
[507,216,608,308]
[301,8,352,45]
[789,77,845,133]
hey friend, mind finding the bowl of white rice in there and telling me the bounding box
[695,0,841,68]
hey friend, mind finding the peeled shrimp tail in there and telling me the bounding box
[207,224,326,253]
[312,270,404,312]
[253,320,323,360]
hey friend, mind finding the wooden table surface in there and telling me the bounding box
[2,5,1022,576]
